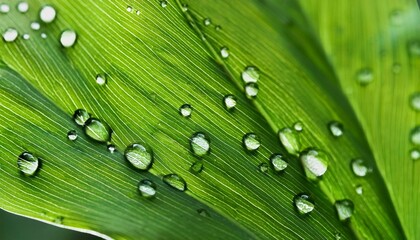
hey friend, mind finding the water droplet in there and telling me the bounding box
[181,3,188,12]
[163,174,187,191]
[355,185,363,195]
[293,122,303,132]
[392,63,401,74]
[390,10,403,26]
[107,144,116,153]
[293,193,314,215]
[41,33,47,39]
[2,28,18,42]
[126,6,133,12]
[67,130,77,141]
[244,83,259,99]
[356,68,373,86]
[270,154,288,172]
[17,2,29,13]
[179,104,192,118]
[54,216,64,224]
[31,22,40,30]
[190,132,210,157]
[136,10,140,15]
[203,18,211,26]
[334,232,342,240]
[73,109,91,126]
[409,92,420,111]
[258,162,269,173]
[197,208,210,217]
[328,121,344,137]
[220,47,229,59]
[300,148,329,180]
[22,34,30,40]
[223,94,237,111]
[278,128,300,156]
[409,40,420,56]
[242,133,261,152]
[60,30,77,48]
[138,179,157,198]
[410,149,420,161]
[411,127,420,145]
[334,199,354,221]
[241,66,260,83]
[351,158,371,177]
[190,161,203,173]
[40,5,57,23]
[17,152,40,176]
[215,25,222,31]
[160,1,168,8]
[0,3,10,13]
[125,143,153,170]
[84,118,112,142]
[95,73,107,86]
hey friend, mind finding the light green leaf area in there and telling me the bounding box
[0,0,414,239]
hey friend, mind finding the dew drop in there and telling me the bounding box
[328,121,344,137]
[293,193,314,215]
[410,92,420,111]
[17,2,29,13]
[293,122,303,132]
[41,33,47,39]
[409,40,420,56]
[244,83,259,99]
[300,148,329,180]
[270,154,288,172]
[22,34,30,40]
[334,199,354,221]
[220,47,229,59]
[163,174,187,191]
[138,179,157,198]
[31,22,40,30]
[190,132,210,157]
[60,30,77,48]
[84,118,112,142]
[181,3,188,12]
[242,133,261,152]
[126,6,133,12]
[17,152,40,176]
[0,3,10,13]
[73,109,91,126]
[203,18,211,26]
[190,161,203,173]
[278,127,300,156]
[160,1,168,8]
[125,143,153,170]
[258,162,269,173]
[241,66,260,83]
[411,127,420,145]
[410,149,420,161]
[351,158,371,177]
[179,104,192,118]
[356,68,373,86]
[107,144,116,153]
[40,5,57,23]
[2,28,18,42]
[95,73,107,86]
[223,94,237,111]
[67,130,77,141]
[197,209,210,217]
[215,25,222,31]
[355,185,363,195]
[136,10,140,15]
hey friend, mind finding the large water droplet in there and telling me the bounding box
[0,3,10,13]
[84,118,112,142]
[96,73,107,86]
[223,94,237,111]
[163,174,187,191]
[179,104,192,118]
[17,152,40,176]
[293,122,303,132]
[334,199,354,221]
[410,149,420,161]
[270,154,288,172]
[410,92,420,111]
[73,109,91,126]
[293,193,314,215]
[17,2,29,13]
[190,132,210,157]
[242,133,261,152]
[31,22,40,30]
[67,130,78,141]
[40,5,56,23]
[278,128,300,156]
[351,158,371,177]
[241,66,260,83]
[258,163,269,173]
[244,83,259,99]
[300,148,329,180]
[190,161,203,173]
[3,28,18,42]
[138,179,157,198]
[125,143,153,170]
[357,68,373,86]
[328,121,344,137]
[60,30,77,48]
[220,47,229,59]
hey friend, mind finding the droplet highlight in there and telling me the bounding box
[31,22,40,30]
[300,148,329,180]
[223,94,237,111]
[244,83,259,99]
[328,121,344,137]
[241,66,260,83]
[163,174,187,191]
[67,130,78,141]
[125,143,153,170]
[0,3,10,13]
[17,2,29,13]
[107,144,116,153]
[138,179,157,198]
[351,158,371,177]
[2,28,18,42]
[242,133,261,152]
[220,47,229,59]
[270,154,288,172]
[293,122,303,132]
[95,73,107,86]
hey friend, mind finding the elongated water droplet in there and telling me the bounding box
[67,130,77,141]
[107,144,116,153]
[96,73,107,86]
[220,47,229,59]
[17,2,29,13]
[190,132,210,157]
[244,83,259,99]
[31,22,40,30]
[84,118,112,142]
[18,152,40,176]
[410,149,420,161]
[197,209,210,217]
[242,66,260,83]
[410,92,420,111]
[40,5,56,23]
[3,28,18,42]
[242,133,260,152]
[73,109,91,126]
[351,158,371,177]
[270,154,288,172]
[334,199,354,221]
[0,3,10,13]
[125,143,153,170]
[138,179,156,198]
[300,148,329,180]
[190,161,203,173]
[60,30,77,48]
[223,94,237,111]
[258,163,269,173]
[163,174,187,191]
[179,104,192,118]
[293,122,303,132]
[328,121,344,137]
[357,68,373,86]
[409,40,420,56]
[203,18,211,26]
[355,185,363,195]
[293,193,314,215]
[278,127,300,156]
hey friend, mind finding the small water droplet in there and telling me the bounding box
[223,94,237,110]
[328,121,344,137]
[270,154,288,172]
[160,1,168,8]
[293,193,314,215]
[41,33,47,39]
[60,30,77,48]
[40,5,57,23]
[84,118,112,142]
[392,63,401,74]
[355,185,363,195]
[409,40,420,56]
[197,208,210,217]
[181,3,188,12]
[126,6,133,12]
[17,2,29,13]
[293,122,303,132]
[54,216,64,224]
[244,83,259,99]
[300,148,329,180]
[410,149,420,161]
[190,161,203,173]
[73,109,91,126]
[241,66,260,83]
[136,10,140,15]
[67,130,78,141]
[17,152,40,176]
[334,199,354,221]
[138,179,157,198]
[278,127,300,156]
[334,232,342,240]
[107,144,116,153]
[0,3,10,13]
[220,47,229,59]
[203,18,211,26]
[190,132,210,157]
[258,162,269,173]
[215,25,222,31]
[242,133,261,152]
[410,92,420,111]
[390,10,403,26]
[356,68,373,86]
[95,73,107,86]
[179,104,192,118]
[163,174,187,191]
[3,28,18,42]
[125,143,153,170]
[22,34,30,40]
[31,22,40,30]
[351,158,371,177]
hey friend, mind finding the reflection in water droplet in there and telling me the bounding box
[410,126,420,145]
[190,132,210,157]
[355,185,363,195]
[244,83,259,99]
[293,122,303,132]
[410,149,420,161]
[17,2,29,13]
[293,193,314,215]
[223,94,237,111]
[160,1,168,7]
[220,47,229,59]
[242,66,260,83]
[270,154,288,172]
[163,174,187,191]
[125,143,153,170]
[278,128,300,156]
[138,179,156,198]
[351,158,371,177]
[179,104,192,118]
[203,18,211,26]
[67,130,77,141]
[357,68,373,86]
[96,73,107,86]
[73,109,91,126]
[2,28,18,42]
[334,199,354,221]
[242,133,261,152]
[17,152,40,176]
[190,161,203,173]
[328,121,344,137]
[60,30,77,48]
[84,118,112,142]
[31,22,40,30]
[300,148,329,180]
[410,92,420,111]
[0,3,10,13]
[258,163,269,173]
[107,144,116,153]
[40,5,57,23]
[197,209,210,217]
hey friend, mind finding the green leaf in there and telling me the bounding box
[0,0,414,239]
